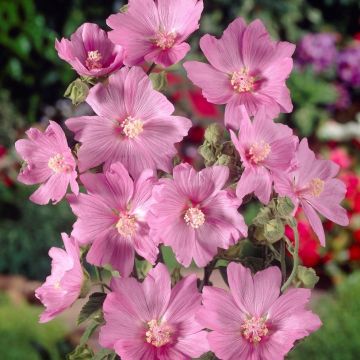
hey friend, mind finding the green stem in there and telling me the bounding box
[198,258,217,292]
[146,62,156,75]
[94,267,105,293]
[280,240,286,285]
[281,223,299,293]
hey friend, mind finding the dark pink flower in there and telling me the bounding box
[15,121,78,205]
[67,162,158,277]
[35,234,83,323]
[99,263,209,360]
[148,163,247,267]
[107,0,203,68]
[66,66,192,178]
[55,23,124,77]
[197,262,321,360]
[184,18,295,122]
[230,107,297,204]
[274,139,349,245]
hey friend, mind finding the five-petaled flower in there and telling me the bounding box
[197,262,322,360]
[274,138,349,245]
[67,162,158,277]
[15,121,79,205]
[55,23,124,77]
[184,17,295,125]
[149,163,248,267]
[99,263,209,360]
[107,0,204,68]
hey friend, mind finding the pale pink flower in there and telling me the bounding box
[230,107,297,204]
[274,139,349,245]
[148,163,248,267]
[107,0,204,68]
[55,23,124,77]
[66,66,192,177]
[184,18,295,123]
[67,162,158,277]
[15,121,79,205]
[197,262,321,360]
[99,263,209,360]
[35,234,83,323]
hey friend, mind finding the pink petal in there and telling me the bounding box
[199,17,246,73]
[301,200,326,246]
[146,43,190,68]
[173,330,209,359]
[196,286,244,333]
[183,61,234,104]
[142,263,171,319]
[224,104,250,131]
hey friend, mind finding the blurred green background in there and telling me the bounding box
[0,0,360,358]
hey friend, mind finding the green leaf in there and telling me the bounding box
[80,321,99,345]
[78,292,106,325]
[93,349,117,360]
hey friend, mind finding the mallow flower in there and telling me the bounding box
[184,17,295,121]
[15,121,78,205]
[197,262,321,360]
[35,234,83,323]
[66,66,192,178]
[67,162,158,277]
[149,163,248,267]
[274,138,349,246]
[230,106,297,204]
[55,23,124,77]
[99,263,209,360]
[107,0,204,68]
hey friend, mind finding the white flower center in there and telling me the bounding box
[116,213,137,238]
[146,319,172,347]
[184,207,205,229]
[241,316,269,344]
[121,116,144,139]
[154,31,177,50]
[86,50,103,70]
[48,154,71,173]
[308,178,324,197]
[248,141,271,164]
[231,69,255,93]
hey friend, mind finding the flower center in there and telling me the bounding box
[146,319,172,347]
[184,207,205,229]
[48,154,71,173]
[116,213,137,238]
[86,50,103,70]
[248,141,271,164]
[154,31,177,50]
[121,116,144,139]
[308,178,324,197]
[231,69,255,93]
[241,316,269,344]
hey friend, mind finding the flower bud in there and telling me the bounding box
[264,218,285,244]
[296,265,319,289]
[276,196,295,217]
[149,71,168,91]
[204,123,223,146]
[64,78,89,105]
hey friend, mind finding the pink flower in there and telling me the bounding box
[107,0,203,68]
[99,263,209,360]
[274,138,349,245]
[67,162,158,277]
[35,234,83,323]
[15,121,79,205]
[197,262,321,360]
[66,66,192,177]
[55,23,124,77]
[148,163,248,267]
[184,18,295,124]
[230,107,296,204]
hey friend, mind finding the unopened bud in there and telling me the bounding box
[204,123,223,145]
[296,265,319,289]
[264,218,285,244]
[277,197,295,217]
[64,78,89,105]
[149,71,167,91]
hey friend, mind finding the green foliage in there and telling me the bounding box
[289,271,360,360]
[0,182,74,280]
[0,294,66,360]
[288,68,337,136]
[77,292,106,325]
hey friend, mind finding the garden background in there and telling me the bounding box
[0,0,359,359]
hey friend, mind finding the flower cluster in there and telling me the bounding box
[15,3,350,359]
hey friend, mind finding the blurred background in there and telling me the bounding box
[0,0,359,359]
